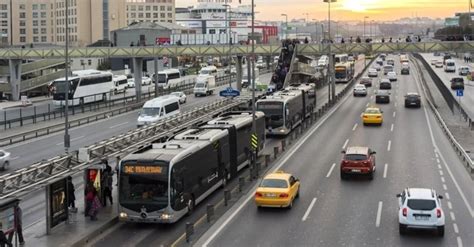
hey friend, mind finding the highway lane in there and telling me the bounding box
[420,53,474,118]
[198,55,474,247]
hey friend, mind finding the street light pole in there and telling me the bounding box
[9,0,12,46]
[224,3,232,87]
[281,14,288,40]
[324,0,336,103]
[64,0,70,152]
[251,0,256,172]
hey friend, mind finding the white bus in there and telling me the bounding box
[52,70,113,106]
[113,75,128,94]
[156,69,181,88]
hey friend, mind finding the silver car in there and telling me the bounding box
[170,91,187,104]
[0,150,10,170]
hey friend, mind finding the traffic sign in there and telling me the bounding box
[219,87,240,97]
[456,89,464,97]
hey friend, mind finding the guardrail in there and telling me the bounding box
[0,74,234,130]
[412,56,474,173]
[413,53,473,128]
[0,75,236,147]
[0,97,252,198]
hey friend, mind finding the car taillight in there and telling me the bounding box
[363,115,368,118]
[376,116,381,119]
[279,193,289,198]
[437,208,442,218]
[402,208,407,217]
[255,192,263,198]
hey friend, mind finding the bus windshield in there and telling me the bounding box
[335,69,346,79]
[257,102,284,128]
[119,163,169,206]
[52,79,79,94]
[157,74,167,84]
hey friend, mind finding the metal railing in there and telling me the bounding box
[412,55,474,173]
[0,74,234,130]
[0,97,250,198]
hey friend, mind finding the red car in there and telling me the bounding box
[340,146,376,180]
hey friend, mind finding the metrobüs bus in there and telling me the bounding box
[334,62,354,83]
[118,111,265,223]
[256,84,316,136]
[51,70,113,107]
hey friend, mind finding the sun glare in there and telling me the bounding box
[343,0,380,12]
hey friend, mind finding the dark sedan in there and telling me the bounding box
[376,90,391,104]
[379,79,392,90]
[360,77,372,87]
[450,77,464,90]
[404,93,421,108]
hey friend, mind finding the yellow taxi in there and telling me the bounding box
[254,170,300,209]
[362,107,383,126]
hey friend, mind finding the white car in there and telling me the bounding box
[142,76,152,85]
[353,84,367,97]
[435,61,444,68]
[170,91,187,104]
[430,59,438,65]
[368,68,378,77]
[387,71,398,81]
[127,78,135,88]
[373,63,382,71]
[458,66,470,76]
[0,150,10,171]
[397,188,445,236]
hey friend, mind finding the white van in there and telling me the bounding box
[137,95,181,127]
[194,75,216,96]
[157,69,181,88]
[112,75,128,94]
[444,59,456,73]
[318,55,329,67]
[199,66,218,77]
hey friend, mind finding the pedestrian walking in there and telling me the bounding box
[67,176,77,212]
[102,165,114,206]
[8,206,24,246]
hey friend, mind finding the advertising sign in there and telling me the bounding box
[49,178,68,228]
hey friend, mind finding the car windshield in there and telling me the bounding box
[452,78,463,82]
[171,92,181,97]
[345,154,368,161]
[407,199,436,210]
[195,83,205,88]
[260,178,288,188]
[140,107,161,117]
[200,70,210,75]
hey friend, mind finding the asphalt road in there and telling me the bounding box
[420,53,474,118]
[197,55,474,247]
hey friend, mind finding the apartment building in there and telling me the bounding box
[0,0,174,47]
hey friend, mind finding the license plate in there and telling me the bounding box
[415,216,429,221]
[352,169,361,173]
[265,193,276,197]
[411,102,416,105]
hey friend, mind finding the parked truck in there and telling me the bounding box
[194,75,216,96]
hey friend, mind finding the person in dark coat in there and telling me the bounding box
[102,165,114,206]
[67,176,76,211]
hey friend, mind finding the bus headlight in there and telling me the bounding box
[279,129,285,133]
[119,212,128,218]
[160,213,173,220]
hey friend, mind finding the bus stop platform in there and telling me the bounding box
[22,191,119,247]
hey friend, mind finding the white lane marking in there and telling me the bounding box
[394,102,398,107]
[342,139,349,149]
[302,198,317,222]
[457,236,463,247]
[383,164,388,178]
[370,95,374,99]
[390,123,394,132]
[435,152,439,158]
[448,201,453,210]
[436,158,440,163]
[441,177,445,183]
[445,193,450,200]
[366,102,369,107]
[439,170,444,176]
[10,156,20,161]
[450,212,456,221]
[352,123,358,131]
[201,94,350,247]
[420,94,474,218]
[326,163,337,178]
[392,111,396,118]
[55,135,84,146]
[375,201,383,227]
[437,164,442,169]
[387,140,392,152]
[453,223,459,234]
[109,121,129,129]
[443,184,448,191]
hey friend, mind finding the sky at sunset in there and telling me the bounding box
[178,0,469,21]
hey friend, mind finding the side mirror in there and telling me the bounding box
[341,150,346,154]
[295,178,300,182]
[396,193,401,198]
[371,151,377,155]
[438,195,443,199]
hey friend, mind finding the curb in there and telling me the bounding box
[71,216,119,247]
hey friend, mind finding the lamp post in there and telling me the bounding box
[224,3,232,87]
[281,14,288,40]
[363,16,368,40]
[371,20,374,41]
[64,0,70,151]
[251,0,257,173]
[323,0,336,103]
[9,0,12,46]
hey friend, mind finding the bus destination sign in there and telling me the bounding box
[124,165,165,174]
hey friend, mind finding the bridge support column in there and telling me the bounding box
[236,56,243,91]
[9,59,22,101]
[133,57,143,102]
